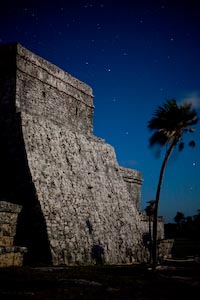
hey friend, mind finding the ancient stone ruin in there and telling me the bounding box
[0,201,27,267]
[0,43,165,266]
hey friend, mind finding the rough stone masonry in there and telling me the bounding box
[0,43,149,265]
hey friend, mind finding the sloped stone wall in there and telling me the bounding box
[21,112,146,264]
[0,43,148,265]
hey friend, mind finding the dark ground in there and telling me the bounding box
[0,260,200,300]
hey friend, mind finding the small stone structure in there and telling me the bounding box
[0,201,27,267]
[0,43,168,265]
[158,239,174,259]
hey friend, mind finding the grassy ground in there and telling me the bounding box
[0,262,200,299]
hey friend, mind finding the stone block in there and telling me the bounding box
[0,246,27,267]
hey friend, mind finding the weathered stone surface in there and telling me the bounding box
[0,201,22,213]
[119,167,142,211]
[140,213,165,240]
[0,43,150,265]
[23,117,145,264]
[158,239,174,259]
[0,201,27,267]
[0,202,22,246]
[0,247,27,267]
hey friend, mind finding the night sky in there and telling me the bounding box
[1,0,200,222]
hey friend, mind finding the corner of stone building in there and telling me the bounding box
[119,166,143,211]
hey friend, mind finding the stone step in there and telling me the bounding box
[0,246,27,267]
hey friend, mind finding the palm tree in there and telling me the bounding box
[174,211,185,236]
[148,99,198,269]
[174,211,185,225]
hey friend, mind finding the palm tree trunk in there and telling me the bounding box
[152,141,176,269]
[149,215,152,263]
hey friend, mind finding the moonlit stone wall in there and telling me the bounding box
[0,43,148,265]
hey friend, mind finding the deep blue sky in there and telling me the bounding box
[1,0,200,222]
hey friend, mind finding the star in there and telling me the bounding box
[97,24,101,30]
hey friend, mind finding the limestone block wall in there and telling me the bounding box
[0,201,27,267]
[0,43,148,265]
[119,167,142,211]
[140,213,165,240]
[21,114,147,264]
[15,44,94,136]
[158,239,174,259]
[0,202,22,247]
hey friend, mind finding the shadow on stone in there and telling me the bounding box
[0,108,52,265]
[91,244,104,265]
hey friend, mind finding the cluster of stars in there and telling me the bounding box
[84,3,104,8]
[0,0,199,222]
